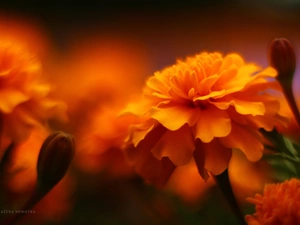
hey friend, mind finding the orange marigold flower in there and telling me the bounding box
[122,52,283,186]
[0,40,67,142]
[245,178,300,225]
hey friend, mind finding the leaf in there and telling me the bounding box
[282,137,298,157]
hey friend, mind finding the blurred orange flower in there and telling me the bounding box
[2,128,74,225]
[47,36,151,177]
[245,178,300,225]
[75,106,137,177]
[0,40,67,143]
[47,37,150,134]
[122,52,283,186]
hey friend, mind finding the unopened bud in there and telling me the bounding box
[37,131,75,191]
[268,38,300,127]
[1,132,75,225]
[268,37,296,82]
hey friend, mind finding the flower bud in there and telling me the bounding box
[268,38,300,127]
[37,131,75,191]
[268,37,296,82]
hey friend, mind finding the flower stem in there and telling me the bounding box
[282,84,300,127]
[213,169,246,225]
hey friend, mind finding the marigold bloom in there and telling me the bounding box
[245,178,300,225]
[123,52,283,185]
[0,40,67,143]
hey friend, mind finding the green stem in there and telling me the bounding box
[213,169,246,225]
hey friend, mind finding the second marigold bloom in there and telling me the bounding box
[0,40,67,143]
[123,52,283,186]
[245,178,300,225]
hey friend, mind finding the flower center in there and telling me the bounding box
[189,99,209,110]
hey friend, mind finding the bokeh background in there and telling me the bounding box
[0,0,300,224]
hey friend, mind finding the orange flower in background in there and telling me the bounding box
[2,128,74,225]
[0,40,67,143]
[122,52,283,186]
[75,106,136,177]
[47,37,151,133]
[245,178,300,225]
[46,36,152,177]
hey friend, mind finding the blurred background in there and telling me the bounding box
[0,0,300,224]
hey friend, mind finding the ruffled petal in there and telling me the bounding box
[120,99,152,117]
[0,89,29,113]
[127,119,162,147]
[151,124,194,166]
[201,139,232,175]
[210,98,265,116]
[195,107,231,143]
[220,54,244,71]
[124,143,175,188]
[193,139,232,179]
[219,123,264,162]
[151,104,201,131]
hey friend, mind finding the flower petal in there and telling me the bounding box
[210,98,265,116]
[195,107,231,143]
[219,123,264,162]
[128,120,165,147]
[151,124,194,166]
[124,143,175,188]
[0,89,29,113]
[202,139,232,175]
[193,139,209,181]
[151,104,201,130]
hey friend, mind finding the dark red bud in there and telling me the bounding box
[37,131,75,191]
[268,37,296,81]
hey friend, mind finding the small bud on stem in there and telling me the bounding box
[268,37,300,127]
[37,131,75,192]
[2,131,75,225]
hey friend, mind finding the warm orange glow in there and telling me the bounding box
[47,37,151,134]
[228,149,273,206]
[0,13,51,60]
[165,159,214,204]
[245,178,300,225]
[122,52,285,186]
[165,149,272,205]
